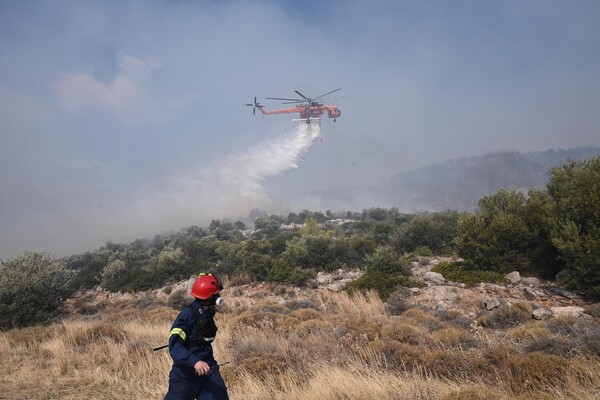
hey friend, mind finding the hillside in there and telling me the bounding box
[300,147,600,212]
[2,260,599,399]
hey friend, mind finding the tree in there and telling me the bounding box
[522,189,562,279]
[0,250,75,329]
[546,158,600,295]
[392,211,460,255]
[268,259,316,286]
[66,251,110,289]
[153,248,194,284]
[218,239,273,280]
[456,190,536,274]
[365,246,409,275]
[100,259,132,291]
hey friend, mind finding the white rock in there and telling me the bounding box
[506,271,522,284]
[327,282,347,292]
[484,297,501,311]
[316,272,330,284]
[551,306,585,318]
[522,277,540,286]
[533,308,552,320]
[424,271,445,284]
[429,286,457,302]
[430,259,440,266]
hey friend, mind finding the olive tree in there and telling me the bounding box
[0,250,75,329]
[546,158,600,295]
[456,190,537,274]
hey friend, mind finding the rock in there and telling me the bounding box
[424,271,445,284]
[484,297,501,310]
[522,277,540,287]
[327,282,347,292]
[316,272,330,284]
[409,288,421,294]
[522,287,543,301]
[506,271,521,284]
[411,261,419,269]
[551,306,585,318]
[411,269,425,279]
[430,259,440,266]
[532,308,552,320]
[429,286,457,302]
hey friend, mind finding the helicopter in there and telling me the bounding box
[247,88,342,124]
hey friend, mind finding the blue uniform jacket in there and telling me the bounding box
[168,299,217,379]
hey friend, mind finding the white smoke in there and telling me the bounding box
[125,120,321,234]
[0,120,322,257]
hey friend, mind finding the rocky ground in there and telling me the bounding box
[68,257,596,323]
[409,257,589,321]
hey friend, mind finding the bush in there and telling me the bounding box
[547,158,600,296]
[392,211,460,255]
[479,302,532,329]
[432,261,506,286]
[347,271,416,301]
[268,260,316,286]
[517,352,569,391]
[365,246,409,275]
[439,387,508,400]
[380,318,425,345]
[456,190,538,274]
[0,250,76,329]
[414,246,433,256]
[385,288,412,315]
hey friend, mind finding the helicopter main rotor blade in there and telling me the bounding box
[282,101,305,104]
[313,88,341,100]
[266,97,302,102]
[293,90,310,100]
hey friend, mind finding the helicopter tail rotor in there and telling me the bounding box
[246,96,260,115]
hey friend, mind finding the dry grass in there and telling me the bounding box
[2,290,600,399]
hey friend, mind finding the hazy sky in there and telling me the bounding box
[1,0,600,257]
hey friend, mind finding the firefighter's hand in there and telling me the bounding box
[194,361,210,376]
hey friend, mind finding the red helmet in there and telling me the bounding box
[190,274,221,300]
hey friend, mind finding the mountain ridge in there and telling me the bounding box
[296,146,600,212]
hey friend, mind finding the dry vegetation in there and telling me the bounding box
[1,288,600,400]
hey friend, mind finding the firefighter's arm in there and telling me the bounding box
[168,310,201,368]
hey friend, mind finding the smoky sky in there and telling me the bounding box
[1,0,600,258]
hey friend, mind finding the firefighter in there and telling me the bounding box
[164,274,229,400]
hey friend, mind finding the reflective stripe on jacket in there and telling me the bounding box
[168,299,216,378]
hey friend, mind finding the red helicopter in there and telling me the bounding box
[247,88,342,124]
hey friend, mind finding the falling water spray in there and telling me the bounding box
[126,120,322,235]
[217,119,321,203]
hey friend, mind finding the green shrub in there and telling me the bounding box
[392,211,460,255]
[347,271,417,300]
[0,250,76,329]
[456,190,537,274]
[268,260,316,286]
[547,158,600,296]
[432,262,506,287]
[414,246,433,257]
[365,246,410,275]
